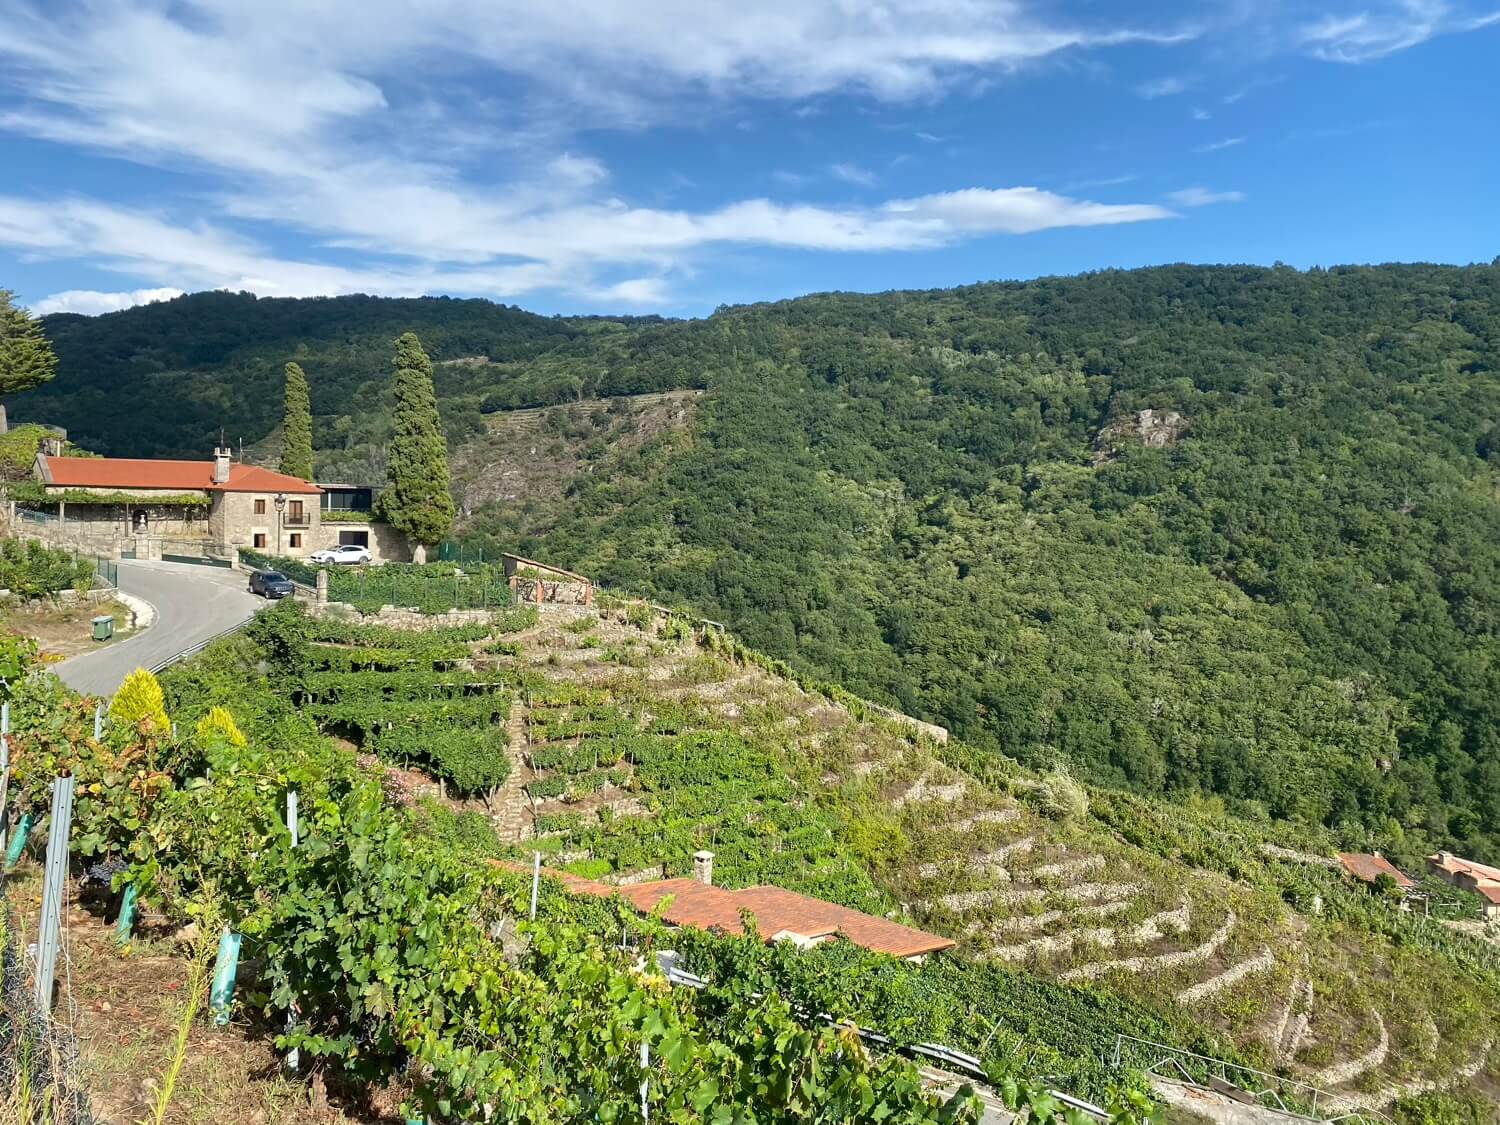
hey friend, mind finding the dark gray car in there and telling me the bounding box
[249,570,295,599]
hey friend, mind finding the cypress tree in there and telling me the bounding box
[376,332,454,547]
[0,289,58,434]
[278,361,314,480]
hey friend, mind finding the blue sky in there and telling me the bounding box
[0,0,1496,318]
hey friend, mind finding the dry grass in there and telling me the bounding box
[3,865,399,1125]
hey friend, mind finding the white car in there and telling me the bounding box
[310,544,372,565]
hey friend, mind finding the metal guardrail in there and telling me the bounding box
[660,959,1112,1121]
[1115,1035,1396,1124]
[149,618,255,675]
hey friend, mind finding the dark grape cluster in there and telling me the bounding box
[84,857,129,886]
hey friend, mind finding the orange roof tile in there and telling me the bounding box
[41,455,321,495]
[1337,853,1414,889]
[1428,853,1500,904]
[493,862,955,958]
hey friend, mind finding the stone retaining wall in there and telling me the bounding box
[2,586,118,615]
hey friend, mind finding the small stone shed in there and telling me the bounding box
[501,553,593,605]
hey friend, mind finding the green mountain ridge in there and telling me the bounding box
[20,262,1500,864]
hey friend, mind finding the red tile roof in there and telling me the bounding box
[1428,853,1500,904]
[1337,853,1414,889]
[40,455,322,495]
[497,863,954,958]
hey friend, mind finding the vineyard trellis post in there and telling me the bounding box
[640,1038,650,1122]
[0,701,11,862]
[530,850,541,921]
[33,773,76,1009]
[286,787,300,1072]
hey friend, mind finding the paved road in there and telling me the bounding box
[55,560,263,697]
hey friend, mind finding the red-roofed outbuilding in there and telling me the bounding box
[500,856,955,961]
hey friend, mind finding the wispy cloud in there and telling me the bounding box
[1137,75,1188,98]
[830,162,878,187]
[1223,75,1284,104]
[1298,1,1497,62]
[32,287,184,316]
[1192,107,1211,120]
[1168,186,1246,206]
[1065,174,1138,191]
[0,187,1174,313]
[1194,136,1246,153]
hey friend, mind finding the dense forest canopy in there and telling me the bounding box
[22,262,1500,862]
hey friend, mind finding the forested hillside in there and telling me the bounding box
[23,263,1500,864]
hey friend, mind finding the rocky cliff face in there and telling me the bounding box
[1093,408,1190,462]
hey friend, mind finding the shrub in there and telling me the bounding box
[1037,767,1090,822]
[195,705,246,746]
[110,667,170,733]
[0,538,95,598]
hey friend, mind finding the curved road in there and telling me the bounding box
[55,560,263,698]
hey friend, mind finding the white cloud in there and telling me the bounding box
[1298,1,1497,61]
[881,187,1172,235]
[1192,107,1211,120]
[31,287,185,316]
[1194,136,1246,153]
[830,162,878,187]
[0,0,1191,307]
[1137,76,1188,98]
[1168,187,1246,206]
[0,186,1173,312]
[589,277,673,304]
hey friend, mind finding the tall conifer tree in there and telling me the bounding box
[376,332,454,546]
[278,361,314,480]
[0,289,58,434]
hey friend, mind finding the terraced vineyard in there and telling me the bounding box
[143,596,1500,1120]
[395,598,1500,1120]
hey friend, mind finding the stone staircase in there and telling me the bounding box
[491,706,535,842]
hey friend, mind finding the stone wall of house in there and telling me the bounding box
[509,575,593,605]
[3,586,119,613]
[213,490,320,556]
[311,519,410,563]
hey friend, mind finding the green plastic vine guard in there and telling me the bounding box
[4,811,33,868]
[209,927,242,1026]
[115,884,137,946]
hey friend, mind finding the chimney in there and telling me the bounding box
[692,849,715,887]
[212,446,232,485]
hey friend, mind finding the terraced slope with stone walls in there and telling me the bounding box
[432,598,1500,1121]
[170,598,1500,1120]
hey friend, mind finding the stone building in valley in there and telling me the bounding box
[20,447,407,562]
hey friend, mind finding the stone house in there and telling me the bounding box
[1427,852,1500,921]
[31,447,321,557]
[24,447,406,562]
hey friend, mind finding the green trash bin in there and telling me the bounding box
[92,615,114,641]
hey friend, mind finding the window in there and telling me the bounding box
[289,500,304,522]
[253,533,267,549]
[254,498,266,515]
[289,533,302,548]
